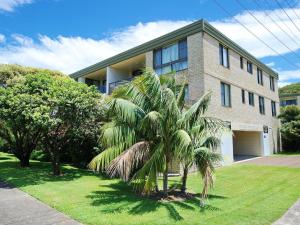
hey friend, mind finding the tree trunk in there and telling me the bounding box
[20,156,30,167]
[52,154,61,176]
[163,156,169,196]
[181,165,189,194]
[155,174,159,193]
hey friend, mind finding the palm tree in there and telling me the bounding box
[89,70,226,198]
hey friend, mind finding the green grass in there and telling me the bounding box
[274,151,300,156]
[1,152,300,225]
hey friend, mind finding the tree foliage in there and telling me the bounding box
[0,71,104,173]
[279,82,300,95]
[0,64,63,85]
[279,106,300,151]
[89,70,227,201]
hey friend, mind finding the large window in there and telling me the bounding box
[219,44,229,68]
[248,92,255,106]
[153,39,187,75]
[247,61,253,74]
[257,68,263,85]
[270,76,275,91]
[259,96,265,115]
[221,82,231,107]
[241,89,245,103]
[271,101,277,117]
[281,99,297,106]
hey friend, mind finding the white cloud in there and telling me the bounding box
[1,6,300,77]
[0,34,5,43]
[0,0,33,12]
[211,7,300,58]
[0,20,192,73]
[266,62,275,67]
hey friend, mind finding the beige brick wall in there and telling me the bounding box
[201,33,280,153]
[144,31,280,154]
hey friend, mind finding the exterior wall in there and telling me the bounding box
[202,32,280,154]
[107,67,132,93]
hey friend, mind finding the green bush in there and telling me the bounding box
[279,106,300,152]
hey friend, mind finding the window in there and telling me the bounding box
[241,89,245,103]
[257,68,263,85]
[240,56,243,69]
[270,76,275,91]
[221,82,231,107]
[271,101,277,117]
[248,92,255,106]
[259,96,265,115]
[153,39,187,75]
[219,44,229,68]
[281,99,297,106]
[247,61,253,74]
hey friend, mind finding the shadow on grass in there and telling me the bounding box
[0,160,93,188]
[86,181,224,221]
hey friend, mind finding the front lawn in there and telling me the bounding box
[0,152,300,225]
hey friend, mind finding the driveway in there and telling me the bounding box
[239,155,300,168]
[0,182,82,225]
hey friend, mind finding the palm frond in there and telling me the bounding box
[179,91,212,129]
[106,141,150,181]
[88,144,125,172]
[194,147,222,200]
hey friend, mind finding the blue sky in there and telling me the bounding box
[0,0,299,86]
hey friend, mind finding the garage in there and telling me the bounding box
[233,131,263,161]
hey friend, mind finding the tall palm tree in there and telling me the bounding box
[89,70,226,198]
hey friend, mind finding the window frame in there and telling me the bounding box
[248,92,255,106]
[241,89,246,104]
[257,68,263,86]
[153,39,188,75]
[271,101,277,117]
[259,96,265,115]
[221,82,231,107]
[240,56,243,69]
[219,44,230,68]
[270,76,275,91]
[247,61,253,74]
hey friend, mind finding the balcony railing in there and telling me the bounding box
[97,85,107,94]
[108,78,133,94]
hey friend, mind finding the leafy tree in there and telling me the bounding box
[89,70,226,199]
[0,73,103,172]
[0,64,63,85]
[279,106,300,151]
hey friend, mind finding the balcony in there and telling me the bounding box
[108,78,133,94]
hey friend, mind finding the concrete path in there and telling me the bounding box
[240,156,300,168]
[0,182,82,225]
[272,199,300,225]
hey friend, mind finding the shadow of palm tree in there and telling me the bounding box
[86,181,225,221]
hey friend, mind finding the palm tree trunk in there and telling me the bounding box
[163,154,169,196]
[181,165,189,194]
[155,174,159,193]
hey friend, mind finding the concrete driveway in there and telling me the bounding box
[0,182,82,225]
[239,155,300,168]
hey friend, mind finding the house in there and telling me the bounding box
[280,93,300,107]
[70,19,280,165]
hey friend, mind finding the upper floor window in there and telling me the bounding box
[240,56,243,69]
[249,92,255,106]
[153,39,187,75]
[257,68,263,85]
[241,89,246,103]
[221,82,231,107]
[271,101,277,117]
[219,44,229,68]
[270,76,275,91]
[247,61,253,74]
[259,96,265,115]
